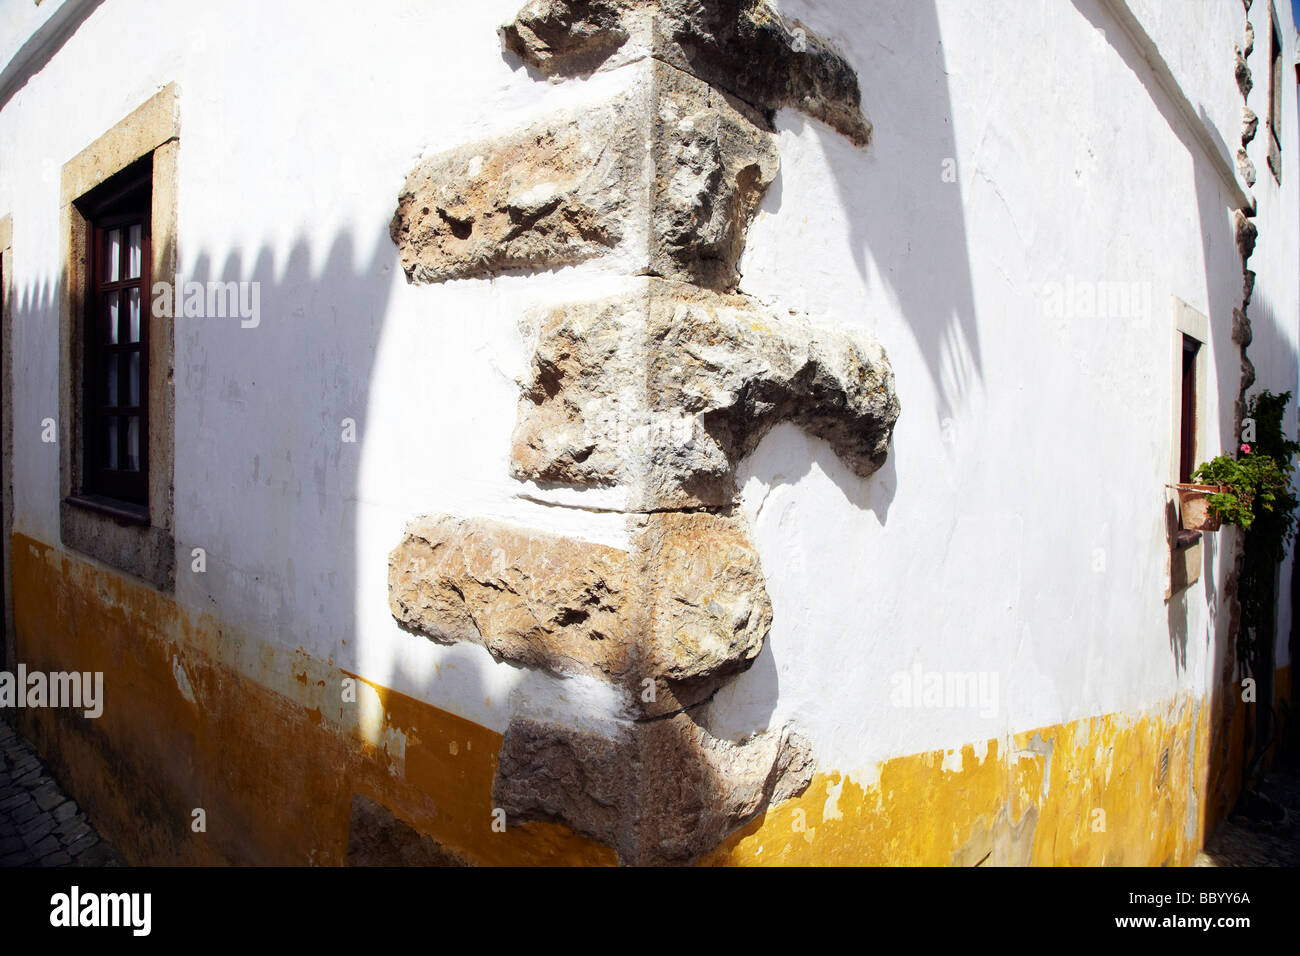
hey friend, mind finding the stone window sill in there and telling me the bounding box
[1170,535,1203,594]
[64,493,150,526]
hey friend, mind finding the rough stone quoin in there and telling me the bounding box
[1234,46,1252,97]
[1235,209,1258,262]
[494,712,814,865]
[1241,105,1258,145]
[385,0,893,866]
[502,0,872,146]
[511,279,900,510]
[390,98,636,284]
[1231,307,1252,346]
[1236,149,1257,187]
[387,510,772,716]
[390,59,778,290]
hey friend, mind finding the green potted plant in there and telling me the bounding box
[1178,391,1300,536]
[1177,445,1283,532]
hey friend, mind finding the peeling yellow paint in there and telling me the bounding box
[11,533,616,866]
[10,531,1270,867]
[703,702,1218,866]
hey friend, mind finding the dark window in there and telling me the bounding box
[76,156,151,508]
[1179,335,1199,483]
[1270,18,1283,148]
[1268,11,1283,182]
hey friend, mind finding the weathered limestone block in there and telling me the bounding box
[650,63,778,290]
[389,104,635,284]
[387,510,771,715]
[494,712,814,865]
[1242,105,1258,145]
[1232,307,1252,347]
[389,514,634,676]
[512,280,900,510]
[1235,209,1258,262]
[1235,47,1252,97]
[1237,148,1257,187]
[502,0,872,146]
[390,60,777,289]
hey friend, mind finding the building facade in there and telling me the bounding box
[0,0,1296,865]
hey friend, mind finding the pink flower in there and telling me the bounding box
[1241,443,1252,453]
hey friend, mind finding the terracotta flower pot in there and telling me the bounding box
[1175,483,1225,532]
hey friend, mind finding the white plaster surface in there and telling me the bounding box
[0,0,1295,773]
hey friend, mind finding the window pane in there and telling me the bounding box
[128,351,140,406]
[127,224,142,279]
[106,417,118,470]
[127,287,141,342]
[107,229,121,282]
[126,416,140,472]
[105,291,119,344]
[106,354,118,406]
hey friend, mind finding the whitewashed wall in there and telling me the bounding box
[0,0,1294,779]
[714,0,1295,771]
[1240,0,1300,676]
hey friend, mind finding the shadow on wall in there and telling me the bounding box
[710,0,976,532]
[177,223,398,672]
[679,0,975,779]
[23,0,1290,864]
[5,216,518,863]
[0,0,107,109]
[705,0,975,736]
[185,221,535,764]
[1070,0,1300,840]
[790,0,984,428]
[715,0,1298,856]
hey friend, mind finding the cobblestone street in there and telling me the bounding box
[0,720,121,867]
[1194,765,1300,867]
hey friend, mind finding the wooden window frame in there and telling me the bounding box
[1267,3,1284,183]
[1168,299,1210,597]
[77,159,152,511]
[1179,334,1200,485]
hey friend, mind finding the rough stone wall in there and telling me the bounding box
[391,64,780,290]
[390,510,772,717]
[509,279,898,509]
[387,0,898,865]
[500,0,873,145]
[1233,0,1260,406]
[1211,0,1263,822]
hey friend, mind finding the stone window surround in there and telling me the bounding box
[1168,296,1210,597]
[1266,0,1283,185]
[59,84,178,592]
